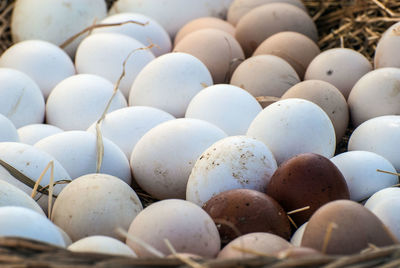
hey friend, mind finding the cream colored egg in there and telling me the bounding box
[375,22,400,68]
[68,236,137,257]
[18,124,63,145]
[0,114,18,142]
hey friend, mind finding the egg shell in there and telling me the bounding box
[348,116,400,171]
[369,196,400,241]
[301,200,398,255]
[202,189,291,243]
[174,17,235,46]
[34,131,131,183]
[218,232,292,259]
[75,33,155,99]
[68,236,137,257]
[185,84,262,135]
[0,115,19,142]
[290,222,308,246]
[93,13,171,57]
[127,199,220,258]
[305,48,372,99]
[374,22,400,68]
[173,29,244,84]
[247,98,336,165]
[87,106,175,159]
[51,173,142,242]
[348,68,400,128]
[18,124,63,145]
[46,74,127,131]
[330,151,398,202]
[186,135,277,206]
[0,68,45,128]
[281,80,349,142]
[0,142,71,213]
[227,0,307,26]
[131,118,227,199]
[129,52,213,118]
[0,40,75,99]
[235,3,318,57]
[364,187,400,211]
[0,206,65,247]
[230,55,300,98]
[266,153,350,226]
[253,31,320,79]
[11,0,107,57]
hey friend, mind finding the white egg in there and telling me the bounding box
[369,196,400,241]
[348,116,400,171]
[129,52,213,117]
[186,136,277,207]
[11,0,107,57]
[18,124,63,145]
[330,151,398,202]
[0,112,19,142]
[364,187,400,211]
[46,74,127,131]
[185,84,262,135]
[75,33,155,98]
[68,235,137,256]
[92,13,171,57]
[51,173,142,242]
[87,106,175,159]
[34,131,131,183]
[131,118,227,199]
[247,98,336,165]
[0,40,75,99]
[0,206,65,247]
[0,142,71,213]
[375,22,400,68]
[290,222,308,246]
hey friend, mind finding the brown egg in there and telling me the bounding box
[301,200,398,255]
[174,28,244,83]
[230,55,300,98]
[253,32,320,79]
[203,189,291,244]
[174,17,235,46]
[266,153,350,226]
[281,80,349,142]
[235,3,318,57]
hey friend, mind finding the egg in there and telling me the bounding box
[0,40,75,99]
[0,114,19,142]
[227,0,307,26]
[230,55,300,98]
[18,124,63,145]
[186,136,277,206]
[0,206,65,247]
[348,116,400,171]
[68,236,137,257]
[266,153,350,226]
[218,232,292,259]
[290,222,308,246]
[365,187,400,211]
[127,199,220,258]
[348,68,400,127]
[305,48,372,99]
[247,98,336,165]
[330,151,398,202]
[185,84,262,135]
[57,226,72,247]
[51,173,142,242]
[253,31,320,79]
[174,17,235,46]
[374,22,400,68]
[277,247,322,259]
[369,196,400,241]
[173,29,244,84]
[301,200,398,255]
[87,106,175,159]
[11,0,107,57]
[92,13,171,57]
[46,74,127,131]
[202,189,291,243]
[131,119,227,199]
[235,3,318,57]
[75,33,155,99]
[34,131,131,183]
[281,80,349,142]
[129,52,213,117]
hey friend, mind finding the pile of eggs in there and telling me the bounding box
[0,0,399,260]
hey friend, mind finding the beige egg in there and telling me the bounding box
[235,3,318,57]
[174,28,244,83]
[374,22,400,69]
[253,32,320,79]
[230,55,300,97]
[281,80,349,142]
[174,17,235,46]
